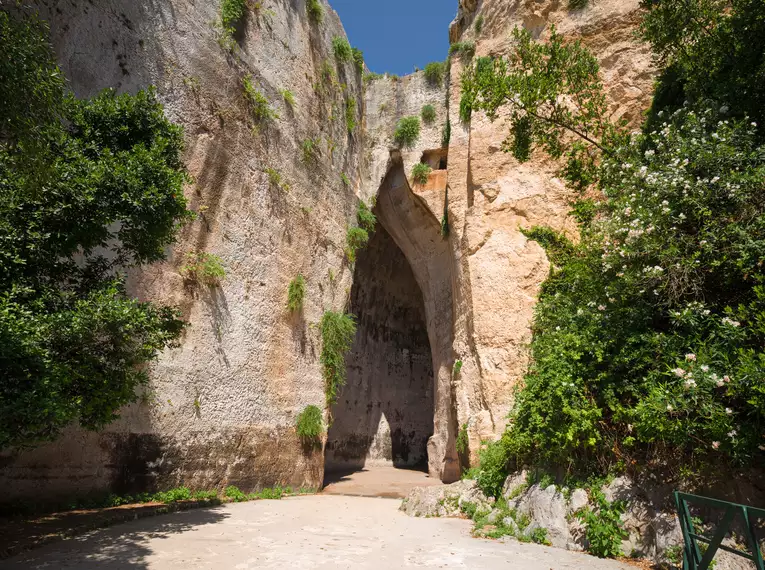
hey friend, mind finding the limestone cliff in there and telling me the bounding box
[1,0,365,499]
[0,0,656,501]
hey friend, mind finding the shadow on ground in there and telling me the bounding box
[2,505,229,569]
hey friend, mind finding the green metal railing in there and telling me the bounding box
[675,491,765,570]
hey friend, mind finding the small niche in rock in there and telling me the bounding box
[421,148,448,171]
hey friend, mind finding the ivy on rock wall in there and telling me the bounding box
[0,13,192,449]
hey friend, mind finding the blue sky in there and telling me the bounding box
[328,0,457,76]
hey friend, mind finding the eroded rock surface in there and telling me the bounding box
[1,0,656,504]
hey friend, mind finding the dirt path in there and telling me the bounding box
[2,495,634,569]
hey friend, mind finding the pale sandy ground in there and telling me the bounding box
[2,495,634,570]
[322,465,442,498]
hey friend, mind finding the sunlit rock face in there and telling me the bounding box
[0,0,654,502]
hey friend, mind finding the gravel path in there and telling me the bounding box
[2,495,634,569]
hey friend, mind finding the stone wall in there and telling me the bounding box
[0,0,364,501]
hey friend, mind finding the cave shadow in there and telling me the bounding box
[3,506,230,569]
[324,222,435,483]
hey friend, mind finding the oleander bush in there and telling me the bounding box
[461,1,765,481]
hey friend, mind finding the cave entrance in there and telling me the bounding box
[323,221,436,493]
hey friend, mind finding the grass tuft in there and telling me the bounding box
[424,61,446,87]
[332,36,352,62]
[287,274,306,312]
[421,104,436,124]
[296,405,324,440]
[306,0,323,23]
[320,311,357,406]
[393,116,421,148]
[412,162,432,185]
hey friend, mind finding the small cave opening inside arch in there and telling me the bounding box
[323,220,435,484]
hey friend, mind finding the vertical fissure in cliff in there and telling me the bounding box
[325,158,459,483]
[325,222,435,472]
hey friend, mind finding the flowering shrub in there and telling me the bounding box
[508,110,765,471]
[461,4,765,477]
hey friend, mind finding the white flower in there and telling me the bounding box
[673,368,686,378]
[728,430,737,439]
[725,408,733,415]
[722,317,741,327]
[723,375,731,383]
[684,378,697,389]
[667,404,673,412]
[759,445,765,451]
[685,353,697,361]
[598,305,606,311]
[712,441,720,450]
[701,365,709,372]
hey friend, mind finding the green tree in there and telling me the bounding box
[463,8,765,476]
[0,13,192,449]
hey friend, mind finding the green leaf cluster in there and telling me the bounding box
[306,0,323,23]
[393,116,421,148]
[449,41,475,58]
[351,47,364,71]
[0,13,191,450]
[287,274,306,312]
[577,490,628,558]
[296,405,324,440]
[332,36,352,62]
[411,162,432,185]
[320,311,357,406]
[242,76,279,122]
[180,252,226,286]
[423,61,445,87]
[357,201,376,233]
[344,227,369,263]
[421,104,436,124]
[220,0,247,31]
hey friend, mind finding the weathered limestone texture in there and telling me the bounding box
[443,0,654,462]
[0,0,364,500]
[1,0,655,501]
[326,225,434,471]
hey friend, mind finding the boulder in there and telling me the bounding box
[400,480,493,518]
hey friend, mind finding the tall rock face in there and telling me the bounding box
[442,0,654,461]
[0,0,365,499]
[357,0,654,471]
[0,0,655,501]
[448,0,654,453]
